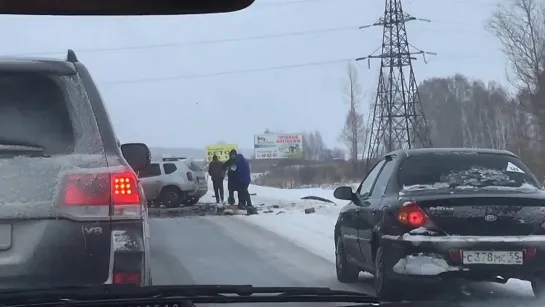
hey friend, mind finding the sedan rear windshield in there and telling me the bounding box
[0,72,102,156]
[398,153,541,191]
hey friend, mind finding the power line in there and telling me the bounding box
[102,52,500,85]
[104,58,352,85]
[10,21,486,57]
[408,0,497,6]
[256,0,334,6]
[13,25,361,56]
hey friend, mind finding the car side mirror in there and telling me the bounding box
[121,143,151,172]
[334,186,355,201]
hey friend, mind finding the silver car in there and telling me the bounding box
[138,157,208,207]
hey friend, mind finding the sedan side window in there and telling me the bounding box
[371,158,396,196]
[358,159,386,197]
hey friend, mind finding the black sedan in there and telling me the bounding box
[333,148,545,300]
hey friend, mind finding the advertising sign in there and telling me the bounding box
[254,133,303,159]
[205,144,238,162]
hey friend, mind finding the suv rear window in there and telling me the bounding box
[139,163,161,178]
[163,163,177,175]
[0,72,102,156]
[185,161,203,172]
[398,153,540,191]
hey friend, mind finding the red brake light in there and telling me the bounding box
[397,201,434,228]
[63,171,140,206]
[449,249,462,262]
[112,173,140,205]
[113,272,140,284]
[186,172,193,181]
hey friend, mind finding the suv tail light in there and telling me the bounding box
[62,170,142,217]
[397,201,436,228]
[186,172,193,181]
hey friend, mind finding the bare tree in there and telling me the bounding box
[331,147,347,160]
[302,130,327,160]
[302,132,316,160]
[487,0,545,95]
[487,0,545,168]
[313,131,325,159]
[419,74,518,149]
[339,64,367,167]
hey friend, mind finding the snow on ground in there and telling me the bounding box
[201,181,347,262]
[240,184,345,263]
[201,179,533,296]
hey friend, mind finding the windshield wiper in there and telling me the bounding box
[0,284,381,305]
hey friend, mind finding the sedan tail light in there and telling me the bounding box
[397,201,437,229]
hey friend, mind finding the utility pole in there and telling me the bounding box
[357,0,433,168]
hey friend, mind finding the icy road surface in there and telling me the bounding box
[148,179,539,304]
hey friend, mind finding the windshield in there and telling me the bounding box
[5,0,545,305]
[399,153,541,192]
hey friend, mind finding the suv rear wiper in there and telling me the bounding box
[0,284,381,305]
[0,139,48,156]
[0,139,45,151]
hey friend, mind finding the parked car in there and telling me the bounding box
[138,157,208,207]
[0,50,153,287]
[333,148,545,300]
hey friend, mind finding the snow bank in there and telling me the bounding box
[393,254,460,275]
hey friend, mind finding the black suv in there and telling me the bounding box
[0,50,152,288]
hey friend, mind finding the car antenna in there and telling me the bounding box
[66,49,78,63]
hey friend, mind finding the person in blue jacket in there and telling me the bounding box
[234,153,254,209]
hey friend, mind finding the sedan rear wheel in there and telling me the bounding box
[532,279,545,298]
[335,237,359,283]
[374,247,400,301]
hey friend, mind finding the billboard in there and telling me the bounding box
[205,144,238,162]
[254,133,303,159]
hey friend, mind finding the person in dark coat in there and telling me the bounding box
[234,153,254,209]
[208,155,225,204]
[223,149,240,205]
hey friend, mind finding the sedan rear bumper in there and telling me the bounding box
[381,234,545,282]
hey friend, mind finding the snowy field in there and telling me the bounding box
[199,180,534,297]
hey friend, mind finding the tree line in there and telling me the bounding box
[260,0,545,186]
[338,0,545,181]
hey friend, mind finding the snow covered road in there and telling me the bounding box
[204,183,536,299]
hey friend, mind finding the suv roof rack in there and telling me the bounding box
[67,49,78,63]
[162,157,187,161]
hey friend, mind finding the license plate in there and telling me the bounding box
[0,224,12,250]
[462,250,523,265]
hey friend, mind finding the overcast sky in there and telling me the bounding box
[0,0,505,149]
